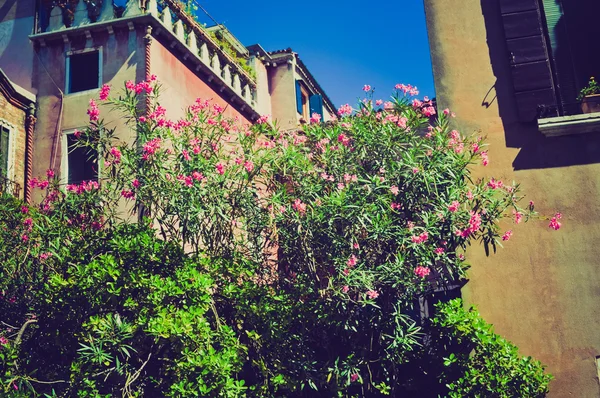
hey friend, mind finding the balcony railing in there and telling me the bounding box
[0,176,21,198]
[34,0,257,109]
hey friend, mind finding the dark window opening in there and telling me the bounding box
[68,51,100,94]
[542,0,600,116]
[67,134,97,184]
[0,126,9,178]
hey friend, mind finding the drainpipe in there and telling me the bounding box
[144,25,152,115]
[24,103,36,204]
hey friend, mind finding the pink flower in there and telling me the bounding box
[73,129,81,139]
[549,213,562,230]
[411,231,429,244]
[350,373,359,383]
[215,163,225,175]
[375,99,383,106]
[466,191,474,200]
[366,290,379,299]
[347,255,358,267]
[87,99,100,121]
[502,230,513,241]
[513,210,523,224]
[481,151,489,166]
[353,242,360,249]
[412,99,423,109]
[256,114,270,124]
[443,108,450,115]
[310,112,322,124]
[132,179,140,188]
[487,178,503,189]
[337,104,353,116]
[337,133,351,147]
[46,169,55,179]
[244,160,254,173]
[448,200,460,213]
[23,217,33,229]
[121,189,135,199]
[422,106,436,117]
[139,116,147,123]
[39,252,52,261]
[342,285,349,293]
[21,234,28,242]
[412,167,419,174]
[110,147,122,164]
[292,199,307,215]
[125,80,135,91]
[363,85,372,92]
[20,206,29,214]
[99,84,111,101]
[192,171,204,181]
[390,186,399,196]
[414,266,430,278]
[0,336,7,345]
[434,247,445,255]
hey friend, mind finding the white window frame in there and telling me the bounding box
[65,47,103,95]
[0,119,17,181]
[61,128,100,186]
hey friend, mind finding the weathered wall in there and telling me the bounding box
[0,91,27,197]
[0,0,35,92]
[252,56,271,119]
[424,0,600,396]
[32,27,145,201]
[150,39,252,124]
[269,63,298,130]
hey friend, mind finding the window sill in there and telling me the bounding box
[538,112,600,137]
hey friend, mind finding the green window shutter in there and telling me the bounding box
[295,80,303,114]
[500,0,558,120]
[309,94,324,121]
[0,127,9,178]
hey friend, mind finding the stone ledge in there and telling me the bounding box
[538,112,600,137]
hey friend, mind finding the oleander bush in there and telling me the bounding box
[0,79,555,397]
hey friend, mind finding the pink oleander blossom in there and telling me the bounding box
[110,147,122,164]
[502,230,513,241]
[411,231,429,244]
[310,112,321,124]
[337,104,353,116]
[414,266,430,278]
[434,247,445,255]
[513,210,523,224]
[244,160,254,173]
[390,185,399,196]
[448,200,460,213]
[342,285,349,293]
[292,199,307,215]
[366,290,379,299]
[350,373,359,383]
[20,206,28,214]
[347,255,358,267]
[363,84,372,92]
[215,163,225,175]
[99,84,111,100]
[481,151,489,166]
[256,114,270,124]
[46,169,55,179]
[549,213,562,230]
[87,99,100,121]
[121,189,135,199]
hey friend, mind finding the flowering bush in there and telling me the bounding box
[0,79,555,396]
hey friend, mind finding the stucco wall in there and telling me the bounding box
[424,1,600,396]
[252,56,271,119]
[269,63,298,130]
[32,27,145,201]
[150,39,252,124]
[0,0,35,92]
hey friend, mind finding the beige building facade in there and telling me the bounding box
[424,0,600,396]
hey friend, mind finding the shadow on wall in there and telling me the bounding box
[480,0,600,171]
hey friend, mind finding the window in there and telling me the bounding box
[499,0,600,120]
[66,49,101,94]
[0,125,9,178]
[295,79,310,120]
[62,130,98,185]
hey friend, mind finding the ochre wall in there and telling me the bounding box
[269,63,298,131]
[425,0,600,396]
[32,27,145,201]
[150,39,252,124]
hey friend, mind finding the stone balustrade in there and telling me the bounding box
[37,0,257,110]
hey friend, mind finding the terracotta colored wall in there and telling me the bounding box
[150,39,252,124]
[0,0,35,92]
[32,27,145,202]
[0,93,27,198]
[424,0,600,396]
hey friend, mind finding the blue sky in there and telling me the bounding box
[192,0,435,108]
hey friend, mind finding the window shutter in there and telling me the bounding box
[500,0,558,120]
[309,94,324,121]
[295,80,303,115]
[0,127,9,178]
